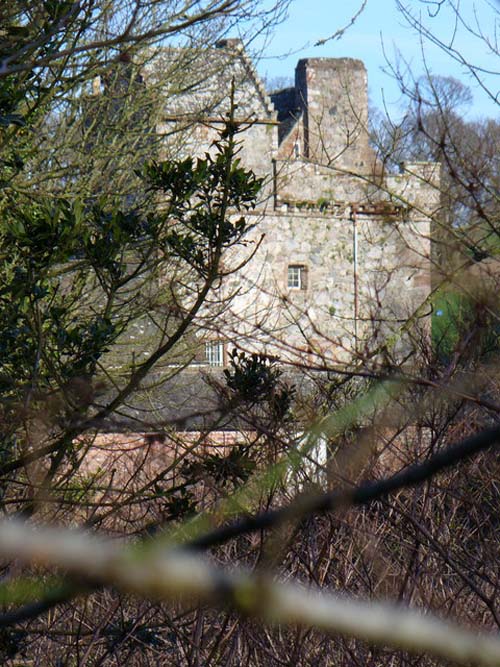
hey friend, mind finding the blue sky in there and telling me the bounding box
[252,0,499,119]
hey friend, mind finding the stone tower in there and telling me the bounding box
[296,58,372,171]
[273,58,373,173]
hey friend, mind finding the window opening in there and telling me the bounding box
[205,341,224,366]
[288,265,306,289]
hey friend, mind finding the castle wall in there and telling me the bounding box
[221,206,431,364]
[157,117,278,202]
[274,159,380,203]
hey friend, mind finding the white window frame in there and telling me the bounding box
[205,340,224,367]
[288,264,306,290]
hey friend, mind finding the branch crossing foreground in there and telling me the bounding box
[1,520,500,667]
[1,426,500,662]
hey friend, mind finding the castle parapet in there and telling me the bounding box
[384,162,441,217]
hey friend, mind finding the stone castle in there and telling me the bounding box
[149,40,439,367]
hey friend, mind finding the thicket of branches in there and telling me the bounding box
[0,1,499,666]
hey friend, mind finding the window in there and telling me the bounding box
[205,341,224,367]
[288,264,307,290]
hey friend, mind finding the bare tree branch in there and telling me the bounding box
[1,519,500,666]
[187,424,500,550]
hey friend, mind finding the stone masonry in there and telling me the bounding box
[151,40,440,366]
